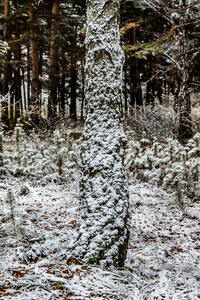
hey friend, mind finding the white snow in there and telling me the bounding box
[0,167,199,299]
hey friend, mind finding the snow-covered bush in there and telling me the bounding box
[126,132,200,204]
[0,129,80,183]
[126,103,178,142]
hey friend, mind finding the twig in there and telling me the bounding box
[142,70,163,86]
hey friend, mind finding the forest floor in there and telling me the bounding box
[0,175,199,300]
[0,129,200,300]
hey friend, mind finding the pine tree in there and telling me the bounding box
[67,0,130,268]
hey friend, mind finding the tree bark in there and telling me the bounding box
[67,0,130,268]
[29,4,40,110]
[80,58,85,121]
[129,10,142,106]
[69,23,77,120]
[13,21,21,122]
[60,46,66,117]
[123,62,128,113]
[178,0,193,141]
[3,0,11,96]
[48,0,59,123]
[146,56,154,104]
[155,15,164,103]
[27,43,31,105]
[2,0,12,126]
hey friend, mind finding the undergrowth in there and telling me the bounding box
[126,131,200,206]
[1,119,199,208]
[0,125,80,185]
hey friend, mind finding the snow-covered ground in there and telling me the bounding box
[0,175,199,299]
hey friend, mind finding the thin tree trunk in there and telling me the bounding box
[8,91,11,120]
[60,46,66,117]
[70,24,77,120]
[13,22,21,122]
[178,0,193,141]
[48,0,59,124]
[170,64,180,112]
[3,0,11,95]
[2,0,12,126]
[80,32,86,120]
[129,9,135,106]
[39,41,43,97]
[21,67,26,117]
[80,58,85,121]
[123,62,128,113]
[67,0,130,268]
[29,4,40,111]
[129,10,142,106]
[155,15,164,103]
[27,43,30,107]
[146,57,153,104]
[135,56,142,105]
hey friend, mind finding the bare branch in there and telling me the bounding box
[166,0,200,16]
[189,49,200,62]
[164,52,181,70]
[142,0,200,26]
[142,0,175,25]
[142,69,163,86]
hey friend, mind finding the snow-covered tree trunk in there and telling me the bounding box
[67,0,130,268]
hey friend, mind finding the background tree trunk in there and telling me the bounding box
[2,0,12,126]
[155,15,164,103]
[67,0,130,268]
[178,0,193,141]
[30,4,40,110]
[48,0,59,124]
[13,21,21,122]
[123,63,128,113]
[69,23,77,120]
[129,10,142,106]
[80,57,85,121]
[27,43,31,105]
[3,0,11,96]
[60,46,66,117]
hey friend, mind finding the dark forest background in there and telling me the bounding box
[0,0,200,141]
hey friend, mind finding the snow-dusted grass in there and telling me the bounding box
[0,133,200,299]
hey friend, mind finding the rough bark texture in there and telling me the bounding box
[67,0,130,268]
